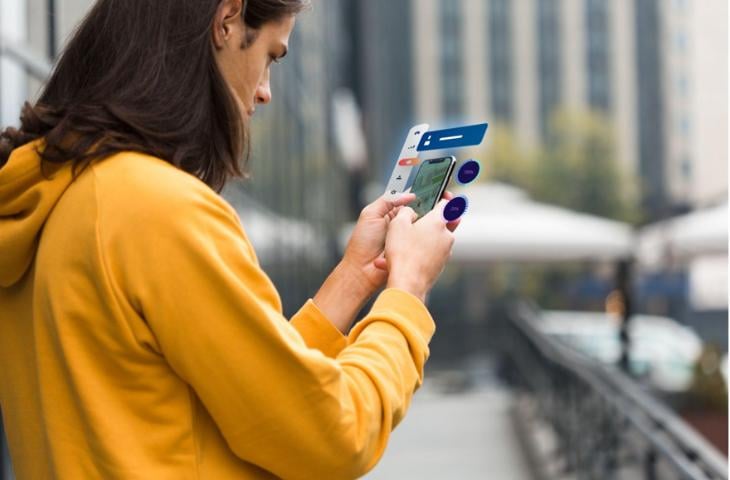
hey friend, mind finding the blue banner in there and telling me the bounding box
[417,123,488,151]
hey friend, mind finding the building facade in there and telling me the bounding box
[344,0,417,188]
[661,0,728,210]
[408,0,727,221]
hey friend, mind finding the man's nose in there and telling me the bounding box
[255,80,272,105]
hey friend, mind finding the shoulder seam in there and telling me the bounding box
[90,165,157,350]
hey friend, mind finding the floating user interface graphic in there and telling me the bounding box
[442,195,469,222]
[455,159,482,185]
[385,121,488,221]
[384,123,429,199]
[417,123,488,152]
[398,158,420,166]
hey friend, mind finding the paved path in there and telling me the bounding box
[364,385,532,479]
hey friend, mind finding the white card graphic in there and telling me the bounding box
[384,123,429,199]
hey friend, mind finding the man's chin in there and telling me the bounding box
[231,93,253,121]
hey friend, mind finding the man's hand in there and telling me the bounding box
[315,191,463,333]
[343,191,462,292]
[341,192,416,296]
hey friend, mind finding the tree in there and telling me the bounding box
[481,109,641,224]
[533,109,640,223]
[481,125,533,190]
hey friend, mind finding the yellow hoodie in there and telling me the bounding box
[0,140,435,479]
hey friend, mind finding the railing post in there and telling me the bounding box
[644,449,658,480]
[616,259,634,373]
[600,402,622,478]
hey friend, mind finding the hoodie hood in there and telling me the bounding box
[0,140,74,287]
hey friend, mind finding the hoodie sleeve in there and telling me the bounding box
[102,176,435,479]
[289,299,348,358]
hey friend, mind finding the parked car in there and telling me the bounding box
[536,311,704,392]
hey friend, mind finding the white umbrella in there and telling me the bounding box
[339,183,634,263]
[637,202,728,268]
[448,183,634,262]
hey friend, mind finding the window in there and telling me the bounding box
[585,0,612,112]
[537,0,562,137]
[440,0,464,119]
[489,0,514,122]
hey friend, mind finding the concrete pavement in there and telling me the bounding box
[365,382,532,479]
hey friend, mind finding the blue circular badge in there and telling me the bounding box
[443,195,468,222]
[456,159,481,185]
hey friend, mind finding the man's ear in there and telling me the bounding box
[212,0,244,49]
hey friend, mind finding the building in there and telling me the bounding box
[412,0,637,164]
[661,0,728,210]
[406,0,727,222]
[344,0,417,189]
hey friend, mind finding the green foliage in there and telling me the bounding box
[482,126,534,189]
[687,344,729,412]
[482,109,641,224]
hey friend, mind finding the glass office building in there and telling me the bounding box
[409,0,726,222]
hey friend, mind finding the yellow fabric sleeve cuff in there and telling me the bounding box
[347,288,435,347]
[290,299,348,358]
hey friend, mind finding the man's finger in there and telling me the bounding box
[388,205,403,221]
[435,198,449,210]
[373,257,388,271]
[446,217,461,232]
[366,193,417,218]
[396,206,418,223]
[395,192,417,206]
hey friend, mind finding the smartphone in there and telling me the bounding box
[408,156,456,220]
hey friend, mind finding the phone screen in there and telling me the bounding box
[408,157,455,219]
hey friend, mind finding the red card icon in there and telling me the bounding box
[398,157,420,166]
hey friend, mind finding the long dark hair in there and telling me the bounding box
[0,0,307,193]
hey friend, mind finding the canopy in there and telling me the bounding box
[636,202,729,310]
[447,184,634,262]
[637,202,728,268]
[339,183,635,263]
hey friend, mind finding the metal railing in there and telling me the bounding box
[491,299,728,480]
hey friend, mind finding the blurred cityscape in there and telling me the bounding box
[1,0,727,478]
